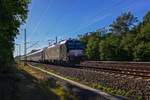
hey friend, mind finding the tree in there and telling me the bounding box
[133,43,150,61]
[86,36,100,60]
[79,31,101,60]
[133,32,150,61]
[141,23,150,33]
[130,11,150,61]
[0,0,30,73]
[78,32,90,46]
[110,12,138,35]
[99,34,121,60]
[141,11,150,33]
[79,10,150,61]
[143,11,150,24]
[79,31,101,46]
[120,33,136,60]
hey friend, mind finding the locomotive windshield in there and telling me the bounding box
[67,40,84,50]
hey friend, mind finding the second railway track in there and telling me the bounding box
[77,65,150,79]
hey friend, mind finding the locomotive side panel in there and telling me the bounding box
[30,52,42,62]
[26,55,30,61]
[59,43,68,61]
[44,45,61,61]
[35,52,42,61]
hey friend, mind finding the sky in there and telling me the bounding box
[14,0,150,56]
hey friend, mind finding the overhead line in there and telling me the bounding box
[28,0,53,40]
[26,41,39,50]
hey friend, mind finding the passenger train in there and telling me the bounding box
[22,39,84,64]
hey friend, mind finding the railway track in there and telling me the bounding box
[79,61,150,79]
[29,61,150,79]
[77,65,150,79]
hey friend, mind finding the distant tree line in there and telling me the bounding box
[0,0,30,73]
[79,11,150,61]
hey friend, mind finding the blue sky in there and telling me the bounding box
[14,0,150,56]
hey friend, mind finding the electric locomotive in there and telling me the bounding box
[24,39,84,64]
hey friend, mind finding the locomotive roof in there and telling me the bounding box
[47,44,57,49]
[47,39,80,49]
[59,39,80,44]
[47,40,67,49]
[59,40,67,44]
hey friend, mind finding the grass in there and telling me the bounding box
[17,63,77,100]
[51,87,73,100]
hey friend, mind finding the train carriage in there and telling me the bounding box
[26,49,43,62]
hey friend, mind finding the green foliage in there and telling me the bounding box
[141,23,150,33]
[99,34,121,60]
[79,31,101,46]
[143,11,150,24]
[0,0,30,73]
[79,10,150,61]
[78,33,90,46]
[135,32,150,44]
[90,83,130,98]
[86,34,100,60]
[132,32,150,61]
[110,11,138,35]
[133,43,150,61]
[132,11,150,61]
[79,31,101,60]
[120,33,136,60]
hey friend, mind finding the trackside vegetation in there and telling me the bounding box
[0,0,30,73]
[79,11,150,61]
[17,63,77,100]
[0,1,30,100]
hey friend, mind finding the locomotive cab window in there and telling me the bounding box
[67,40,84,50]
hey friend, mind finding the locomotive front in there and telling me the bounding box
[66,40,84,62]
